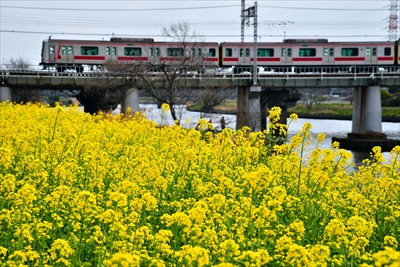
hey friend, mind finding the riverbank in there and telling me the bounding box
[288,103,400,122]
[187,102,400,122]
[290,113,400,122]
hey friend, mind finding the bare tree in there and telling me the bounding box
[6,56,31,69]
[138,21,206,122]
[194,86,233,119]
[68,60,141,114]
[300,88,331,112]
[6,57,42,103]
[103,21,226,124]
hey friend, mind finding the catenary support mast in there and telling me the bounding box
[241,0,245,43]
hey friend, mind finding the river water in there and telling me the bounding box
[139,104,400,167]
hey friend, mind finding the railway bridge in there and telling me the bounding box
[2,65,400,144]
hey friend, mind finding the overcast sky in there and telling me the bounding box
[0,0,392,66]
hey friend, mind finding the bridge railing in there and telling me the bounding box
[2,65,400,80]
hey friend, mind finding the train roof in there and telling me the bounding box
[219,40,394,45]
[43,37,218,46]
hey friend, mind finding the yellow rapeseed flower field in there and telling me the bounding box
[0,102,399,266]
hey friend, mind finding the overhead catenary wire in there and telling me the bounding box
[0,4,387,12]
[0,30,388,39]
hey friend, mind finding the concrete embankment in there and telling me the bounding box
[294,114,400,123]
[332,136,400,152]
[196,111,400,123]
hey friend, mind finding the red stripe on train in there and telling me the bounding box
[117,56,148,61]
[252,58,281,62]
[377,57,393,61]
[223,58,239,62]
[74,56,106,60]
[292,58,323,62]
[160,57,186,61]
[335,57,365,61]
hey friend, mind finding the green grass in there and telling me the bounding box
[288,103,400,118]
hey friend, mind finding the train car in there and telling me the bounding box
[40,37,219,72]
[219,39,396,72]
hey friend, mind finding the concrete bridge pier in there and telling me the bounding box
[260,88,299,129]
[236,86,299,131]
[352,86,382,133]
[0,87,12,103]
[332,85,400,152]
[122,88,139,116]
[236,86,249,130]
[236,86,262,131]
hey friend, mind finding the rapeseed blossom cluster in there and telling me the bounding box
[0,102,399,266]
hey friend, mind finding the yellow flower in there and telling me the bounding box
[104,251,141,267]
[161,103,170,113]
[48,239,74,265]
[155,229,174,243]
[317,133,326,143]
[384,236,398,248]
[289,113,298,121]
[176,245,210,267]
[324,218,346,239]
[372,247,400,267]
[0,246,7,260]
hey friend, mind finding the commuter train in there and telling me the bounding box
[40,37,399,73]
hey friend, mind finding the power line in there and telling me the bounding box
[1,12,387,28]
[1,5,238,11]
[0,30,388,39]
[1,4,386,12]
[259,5,386,12]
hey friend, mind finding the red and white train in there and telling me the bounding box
[40,37,398,72]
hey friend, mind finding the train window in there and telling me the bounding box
[209,48,216,57]
[190,48,195,57]
[81,46,99,56]
[341,48,358,57]
[106,47,110,56]
[240,49,243,57]
[50,46,54,54]
[225,48,233,57]
[299,48,316,57]
[372,48,377,56]
[149,48,160,57]
[124,47,142,56]
[61,46,66,55]
[198,48,202,56]
[246,49,250,57]
[68,46,73,55]
[366,48,371,57]
[258,48,274,57]
[112,47,117,55]
[281,48,286,57]
[330,48,334,57]
[384,47,391,56]
[288,48,292,57]
[323,48,328,57]
[167,48,184,57]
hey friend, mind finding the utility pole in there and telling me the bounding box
[242,2,258,85]
[388,0,399,41]
[241,0,245,43]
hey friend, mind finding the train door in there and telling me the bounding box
[280,48,293,65]
[148,47,160,64]
[106,46,117,61]
[239,48,252,65]
[365,47,378,64]
[49,44,56,62]
[322,48,335,64]
[60,45,74,62]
